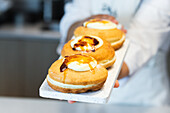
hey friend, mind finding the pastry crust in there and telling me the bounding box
[47,58,108,93]
[61,38,115,68]
[74,26,125,50]
[47,80,105,94]
[111,35,125,50]
[99,55,116,68]
[48,59,108,85]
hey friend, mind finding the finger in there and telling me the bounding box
[121,26,127,34]
[122,29,127,34]
[110,19,118,24]
[68,100,76,104]
[114,80,119,88]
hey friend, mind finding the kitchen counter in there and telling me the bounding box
[0,23,60,97]
[0,23,61,41]
[0,97,170,113]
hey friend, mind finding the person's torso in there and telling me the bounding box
[90,0,142,28]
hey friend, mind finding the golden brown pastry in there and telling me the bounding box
[47,54,108,93]
[74,19,125,50]
[61,35,116,68]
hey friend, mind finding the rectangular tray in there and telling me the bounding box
[39,40,129,104]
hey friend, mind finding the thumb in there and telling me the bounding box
[114,80,119,88]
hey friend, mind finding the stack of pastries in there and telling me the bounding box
[47,16,126,93]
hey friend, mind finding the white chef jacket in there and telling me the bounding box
[59,0,170,106]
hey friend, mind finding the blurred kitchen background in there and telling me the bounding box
[0,0,170,113]
[0,0,64,97]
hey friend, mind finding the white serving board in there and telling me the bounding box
[39,40,129,104]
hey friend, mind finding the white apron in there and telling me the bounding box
[59,0,170,105]
[109,50,170,106]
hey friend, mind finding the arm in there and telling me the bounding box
[125,0,170,75]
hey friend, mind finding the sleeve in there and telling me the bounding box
[57,0,91,54]
[124,0,170,75]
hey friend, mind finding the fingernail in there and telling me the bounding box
[68,100,76,104]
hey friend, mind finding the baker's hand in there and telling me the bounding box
[118,62,129,80]
[67,80,119,104]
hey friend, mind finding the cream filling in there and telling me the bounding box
[111,35,125,46]
[47,74,99,89]
[99,56,116,66]
[66,57,97,72]
[83,19,117,29]
[71,35,103,51]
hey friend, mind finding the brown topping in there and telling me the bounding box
[60,55,94,72]
[88,64,93,70]
[91,49,95,52]
[60,61,67,72]
[73,36,99,52]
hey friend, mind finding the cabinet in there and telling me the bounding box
[0,38,59,97]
